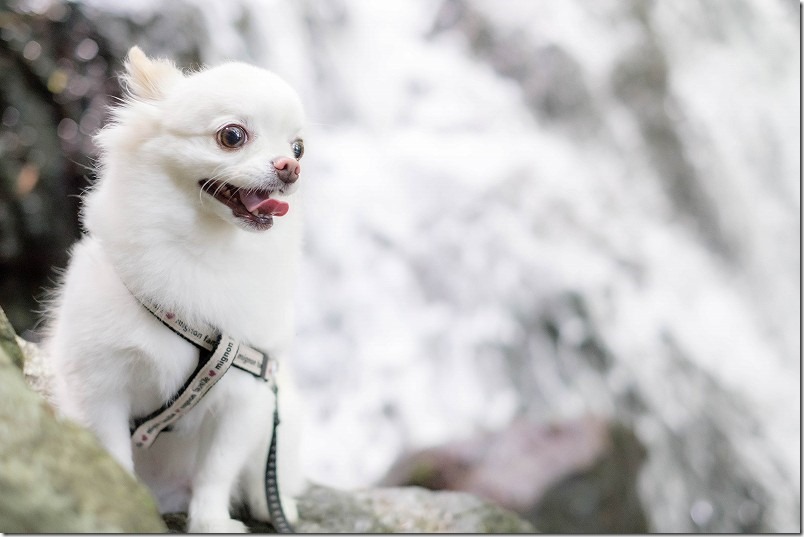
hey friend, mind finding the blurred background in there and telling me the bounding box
[0,0,799,532]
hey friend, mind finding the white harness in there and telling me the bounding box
[128,294,295,532]
[130,297,278,449]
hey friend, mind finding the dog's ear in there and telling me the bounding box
[122,46,183,101]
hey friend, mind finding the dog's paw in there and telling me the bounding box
[187,517,249,533]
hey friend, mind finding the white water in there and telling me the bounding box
[81,0,801,531]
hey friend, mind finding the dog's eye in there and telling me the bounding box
[291,139,304,160]
[217,125,248,149]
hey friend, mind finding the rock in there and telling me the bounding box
[0,307,166,533]
[382,417,648,533]
[293,484,393,533]
[163,485,534,533]
[350,486,536,533]
[532,423,648,533]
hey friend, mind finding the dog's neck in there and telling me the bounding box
[83,165,303,349]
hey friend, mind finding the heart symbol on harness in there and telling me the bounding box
[166,312,175,320]
[209,370,216,377]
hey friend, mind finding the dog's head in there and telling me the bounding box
[98,46,305,232]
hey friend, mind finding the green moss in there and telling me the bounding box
[0,307,25,370]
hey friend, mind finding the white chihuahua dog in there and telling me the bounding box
[46,47,306,532]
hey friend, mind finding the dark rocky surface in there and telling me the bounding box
[383,416,648,533]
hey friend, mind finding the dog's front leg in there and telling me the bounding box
[83,395,136,473]
[187,380,267,533]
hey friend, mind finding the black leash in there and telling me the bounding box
[128,297,295,533]
[265,382,295,534]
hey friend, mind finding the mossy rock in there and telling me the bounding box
[0,306,166,533]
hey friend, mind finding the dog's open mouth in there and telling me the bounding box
[199,180,289,230]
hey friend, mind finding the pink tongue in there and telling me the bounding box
[238,190,289,217]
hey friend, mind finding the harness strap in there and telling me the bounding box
[138,297,275,380]
[129,295,295,532]
[132,334,238,448]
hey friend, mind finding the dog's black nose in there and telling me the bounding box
[273,157,300,184]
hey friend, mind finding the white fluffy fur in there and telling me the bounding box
[46,47,307,532]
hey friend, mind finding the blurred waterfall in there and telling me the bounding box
[281,2,799,531]
[2,0,799,532]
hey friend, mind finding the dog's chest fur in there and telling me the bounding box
[55,224,298,424]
